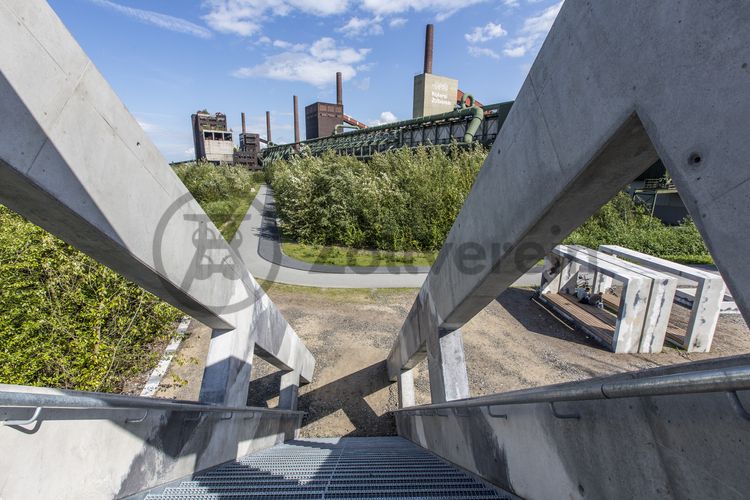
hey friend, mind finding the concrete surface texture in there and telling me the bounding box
[0,0,314,408]
[0,1,315,496]
[412,73,458,118]
[0,384,302,500]
[544,245,652,353]
[388,0,750,403]
[600,244,727,352]
[572,245,678,354]
[395,356,750,500]
[389,0,750,498]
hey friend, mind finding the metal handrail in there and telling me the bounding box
[0,388,303,416]
[392,365,750,414]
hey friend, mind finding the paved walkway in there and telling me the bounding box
[231,185,542,288]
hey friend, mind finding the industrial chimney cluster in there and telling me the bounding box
[412,24,459,118]
[190,24,470,166]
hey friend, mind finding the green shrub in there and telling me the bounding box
[173,162,262,240]
[0,206,180,392]
[267,150,711,264]
[564,192,710,261]
[266,145,486,251]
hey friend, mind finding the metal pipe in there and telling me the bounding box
[293,95,300,144]
[266,110,272,144]
[391,365,750,413]
[463,105,484,143]
[424,24,434,74]
[241,112,246,134]
[336,72,343,106]
[0,388,304,416]
[334,124,360,135]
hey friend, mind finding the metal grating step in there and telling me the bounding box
[144,437,513,499]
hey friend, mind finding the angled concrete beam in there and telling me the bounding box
[389,0,750,377]
[0,0,313,402]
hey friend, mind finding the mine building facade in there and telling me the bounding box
[191,111,234,164]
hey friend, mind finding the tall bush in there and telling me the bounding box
[0,206,179,392]
[266,145,486,251]
[565,192,709,261]
[266,149,710,262]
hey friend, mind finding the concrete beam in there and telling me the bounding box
[278,371,300,411]
[0,385,301,499]
[427,328,470,403]
[599,245,726,352]
[396,356,750,499]
[397,369,416,408]
[389,0,750,373]
[0,0,314,402]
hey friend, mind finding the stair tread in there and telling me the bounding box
[145,437,512,499]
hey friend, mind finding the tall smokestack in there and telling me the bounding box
[266,111,272,144]
[293,95,300,144]
[424,24,434,74]
[336,71,343,106]
[241,112,246,133]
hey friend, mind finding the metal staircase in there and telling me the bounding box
[143,437,512,499]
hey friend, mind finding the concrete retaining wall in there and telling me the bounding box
[395,356,750,499]
[0,385,302,500]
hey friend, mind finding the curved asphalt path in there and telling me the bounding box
[231,184,542,288]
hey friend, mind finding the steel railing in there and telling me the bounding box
[392,364,750,418]
[0,386,302,426]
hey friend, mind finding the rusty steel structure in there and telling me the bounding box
[261,101,512,163]
[266,111,272,144]
[424,24,434,74]
[293,95,300,144]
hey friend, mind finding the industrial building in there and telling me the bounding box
[190,110,264,169]
[190,110,234,164]
[303,72,368,141]
[233,112,262,170]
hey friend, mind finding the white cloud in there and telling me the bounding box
[465,22,506,43]
[370,111,398,125]
[361,0,486,21]
[338,16,384,37]
[389,17,407,28]
[202,0,348,36]
[232,37,370,87]
[353,76,371,90]
[89,0,212,38]
[468,46,500,59]
[272,39,307,51]
[502,0,519,7]
[503,1,562,58]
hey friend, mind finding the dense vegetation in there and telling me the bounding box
[0,163,261,392]
[173,162,264,240]
[566,192,710,264]
[267,146,486,252]
[0,206,179,392]
[267,148,711,264]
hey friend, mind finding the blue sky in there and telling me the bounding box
[48,0,562,162]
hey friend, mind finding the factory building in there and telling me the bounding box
[191,111,234,164]
[303,72,367,140]
[233,112,262,170]
[413,24,460,118]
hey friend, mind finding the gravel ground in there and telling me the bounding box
[155,284,750,437]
